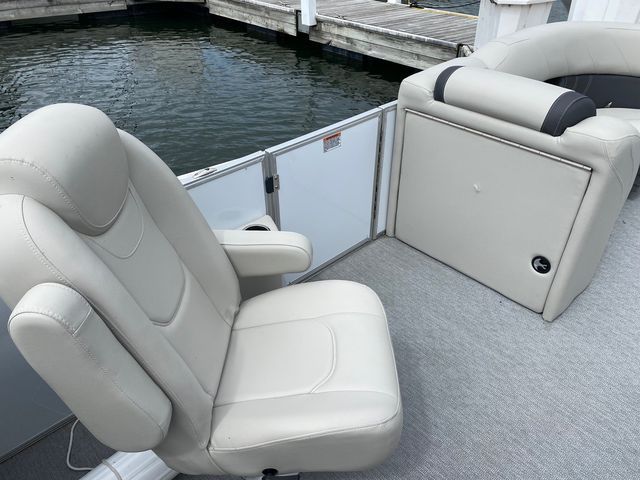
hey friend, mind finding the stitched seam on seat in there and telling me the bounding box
[149,261,189,327]
[223,243,312,274]
[602,141,625,197]
[20,284,95,333]
[19,197,72,287]
[10,304,92,335]
[210,393,401,452]
[158,309,229,399]
[18,195,208,445]
[215,321,335,406]
[10,308,77,336]
[204,450,228,475]
[10,311,168,442]
[69,325,168,443]
[82,241,215,443]
[310,322,337,393]
[233,311,384,331]
[86,184,191,328]
[13,284,94,334]
[170,253,232,329]
[73,303,94,334]
[37,282,92,306]
[89,301,209,448]
[127,173,238,327]
[158,408,173,432]
[567,130,639,143]
[1,158,126,231]
[566,128,639,188]
[22,247,205,445]
[85,186,145,259]
[214,388,395,409]
[567,131,634,195]
[612,36,633,73]
[222,241,309,250]
[491,38,529,71]
[583,40,597,74]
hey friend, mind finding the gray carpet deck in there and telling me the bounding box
[2,184,639,479]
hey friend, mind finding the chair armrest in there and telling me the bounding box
[8,283,172,452]
[214,229,312,277]
[434,66,596,136]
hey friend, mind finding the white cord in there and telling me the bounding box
[66,419,94,472]
[102,458,124,480]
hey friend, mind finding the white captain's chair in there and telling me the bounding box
[0,104,402,476]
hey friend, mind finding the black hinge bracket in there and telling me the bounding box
[265,174,280,194]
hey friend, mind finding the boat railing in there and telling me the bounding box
[179,100,398,283]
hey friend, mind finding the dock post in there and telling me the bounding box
[301,0,317,27]
[474,0,554,48]
[568,0,640,22]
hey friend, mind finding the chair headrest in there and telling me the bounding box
[0,104,129,235]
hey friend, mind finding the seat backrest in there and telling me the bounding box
[473,21,640,81]
[0,103,241,472]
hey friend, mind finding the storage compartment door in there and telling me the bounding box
[395,112,591,312]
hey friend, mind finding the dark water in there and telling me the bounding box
[0,12,404,175]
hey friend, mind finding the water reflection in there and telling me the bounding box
[0,12,404,174]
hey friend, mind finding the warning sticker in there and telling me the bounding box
[323,132,342,153]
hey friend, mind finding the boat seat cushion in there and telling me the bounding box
[0,103,402,475]
[211,280,402,476]
[597,108,640,133]
[434,66,596,136]
[0,104,129,236]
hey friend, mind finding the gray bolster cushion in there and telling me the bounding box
[8,283,172,452]
[434,66,596,137]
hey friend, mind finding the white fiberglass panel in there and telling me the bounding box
[376,103,396,235]
[187,154,267,230]
[273,111,381,283]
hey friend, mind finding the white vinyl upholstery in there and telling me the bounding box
[213,229,313,277]
[212,281,401,475]
[436,67,596,135]
[0,103,129,235]
[388,22,640,321]
[9,283,173,452]
[598,108,640,133]
[0,103,402,475]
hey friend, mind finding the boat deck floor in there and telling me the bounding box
[2,184,640,479]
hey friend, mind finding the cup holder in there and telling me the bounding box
[243,224,270,231]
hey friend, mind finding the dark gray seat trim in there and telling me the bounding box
[433,65,463,102]
[548,74,640,109]
[540,91,596,137]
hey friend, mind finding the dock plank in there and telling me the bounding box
[0,0,127,21]
[206,0,477,68]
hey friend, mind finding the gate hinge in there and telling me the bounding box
[265,174,280,194]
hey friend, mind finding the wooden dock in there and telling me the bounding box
[0,0,128,21]
[209,0,477,68]
[0,0,477,69]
